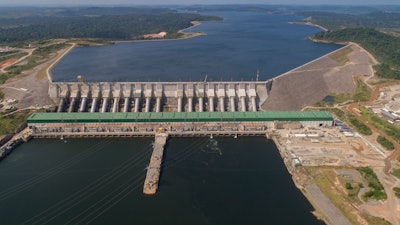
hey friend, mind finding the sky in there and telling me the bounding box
[0,0,399,6]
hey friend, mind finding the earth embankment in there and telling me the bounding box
[262,43,376,111]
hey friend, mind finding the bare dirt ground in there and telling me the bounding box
[262,43,376,111]
[0,47,72,111]
[0,58,18,69]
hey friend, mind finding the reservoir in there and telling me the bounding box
[1,10,339,224]
[52,11,341,82]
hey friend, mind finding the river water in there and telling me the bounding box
[51,11,340,82]
[0,137,325,225]
[0,10,339,225]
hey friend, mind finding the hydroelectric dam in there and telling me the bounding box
[26,80,334,194]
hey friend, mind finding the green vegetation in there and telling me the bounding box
[357,167,387,200]
[391,168,400,179]
[314,78,371,108]
[359,107,400,144]
[0,51,27,62]
[0,10,221,44]
[301,11,400,33]
[343,181,361,201]
[328,45,353,65]
[329,108,345,121]
[0,43,69,84]
[313,28,400,79]
[363,214,392,225]
[347,113,372,135]
[393,187,400,198]
[377,136,395,150]
[0,110,31,135]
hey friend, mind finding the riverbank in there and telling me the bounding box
[46,43,76,82]
[289,21,328,32]
[115,21,206,44]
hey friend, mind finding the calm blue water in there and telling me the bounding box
[0,137,325,225]
[52,11,341,82]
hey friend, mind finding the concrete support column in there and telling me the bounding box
[177,97,182,112]
[57,98,65,113]
[156,97,161,112]
[79,97,87,112]
[145,97,151,112]
[209,97,214,112]
[134,97,140,112]
[188,97,193,112]
[198,97,204,112]
[241,97,246,112]
[101,98,108,113]
[123,97,130,112]
[112,98,119,113]
[251,97,257,112]
[219,97,224,112]
[90,98,97,113]
[230,97,235,112]
[68,97,76,112]
[91,98,98,113]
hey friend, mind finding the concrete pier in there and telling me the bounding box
[188,98,193,112]
[198,97,204,112]
[112,98,119,113]
[90,98,97,113]
[57,98,66,113]
[156,97,161,112]
[251,97,257,112]
[240,97,246,112]
[101,98,108,113]
[68,97,76,113]
[230,97,235,112]
[143,132,168,195]
[177,97,182,112]
[134,97,140,112]
[79,97,88,112]
[123,97,130,112]
[219,97,225,112]
[145,97,151,112]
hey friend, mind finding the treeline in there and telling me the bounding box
[0,12,221,44]
[313,28,400,79]
[300,11,400,32]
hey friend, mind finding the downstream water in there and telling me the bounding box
[1,10,339,225]
[0,137,324,225]
[52,11,340,82]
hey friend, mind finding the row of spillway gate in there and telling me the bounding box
[48,81,270,113]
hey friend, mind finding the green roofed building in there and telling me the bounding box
[28,111,333,124]
[27,111,333,137]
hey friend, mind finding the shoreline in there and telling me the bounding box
[115,20,206,44]
[289,21,328,32]
[46,43,76,83]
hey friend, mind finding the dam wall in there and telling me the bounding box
[48,81,270,113]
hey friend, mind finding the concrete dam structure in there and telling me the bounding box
[37,80,334,195]
[48,81,270,113]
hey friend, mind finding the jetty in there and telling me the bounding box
[143,132,168,195]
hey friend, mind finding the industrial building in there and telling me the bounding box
[27,111,334,137]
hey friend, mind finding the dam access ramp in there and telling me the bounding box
[143,132,168,195]
[48,81,270,113]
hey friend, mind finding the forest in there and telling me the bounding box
[300,11,400,34]
[0,7,221,44]
[313,28,400,79]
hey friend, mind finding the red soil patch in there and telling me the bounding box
[0,58,18,69]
